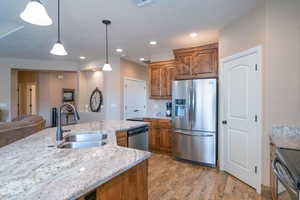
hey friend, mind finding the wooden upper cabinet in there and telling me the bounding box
[175,53,193,76]
[150,66,161,98]
[166,66,176,97]
[149,60,175,99]
[174,43,218,79]
[192,49,218,75]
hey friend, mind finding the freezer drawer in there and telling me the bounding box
[172,130,216,166]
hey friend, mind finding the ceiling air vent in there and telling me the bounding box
[133,0,154,7]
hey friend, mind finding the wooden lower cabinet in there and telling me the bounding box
[159,128,172,153]
[149,127,160,151]
[116,130,128,147]
[77,160,148,200]
[144,118,172,153]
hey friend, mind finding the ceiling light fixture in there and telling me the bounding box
[102,20,112,71]
[20,0,52,26]
[50,0,67,56]
[139,58,145,61]
[80,56,86,60]
[116,48,123,53]
[149,41,157,45]
[189,32,198,38]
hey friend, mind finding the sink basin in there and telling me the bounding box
[58,141,107,149]
[64,131,108,142]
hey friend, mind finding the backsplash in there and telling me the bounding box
[147,99,171,116]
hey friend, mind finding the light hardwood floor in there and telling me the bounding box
[148,153,290,200]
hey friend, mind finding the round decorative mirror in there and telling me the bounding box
[89,87,103,112]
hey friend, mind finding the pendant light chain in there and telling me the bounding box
[58,0,61,42]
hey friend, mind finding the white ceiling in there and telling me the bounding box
[0,0,259,63]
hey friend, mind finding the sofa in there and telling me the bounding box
[0,115,46,148]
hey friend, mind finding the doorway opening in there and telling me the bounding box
[11,69,78,127]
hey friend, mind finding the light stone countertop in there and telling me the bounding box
[143,114,172,120]
[270,126,300,149]
[0,120,151,200]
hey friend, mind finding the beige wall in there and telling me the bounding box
[219,2,266,59]
[38,71,78,126]
[78,71,105,120]
[0,58,79,122]
[80,57,122,120]
[219,0,300,186]
[120,58,147,119]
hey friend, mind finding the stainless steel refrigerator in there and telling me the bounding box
[172,79,217,167]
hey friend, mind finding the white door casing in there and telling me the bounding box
[124,78,147,120]
[219,46,262,193]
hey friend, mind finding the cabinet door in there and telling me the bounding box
[150,66,161,98]
[149,128,159,151]
[192,49,218,76]
[116,131,128,147]
[159,128,172,153]
[175,54,193,77]
[160,67,168,97]
[166,66,176,97]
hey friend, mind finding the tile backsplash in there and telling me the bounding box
[147,99,171,116]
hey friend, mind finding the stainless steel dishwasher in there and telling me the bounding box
[273,148,300,200]
[127,126,149,151]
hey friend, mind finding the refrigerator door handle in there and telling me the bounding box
[189,82,194,129]
[175,131,214,137]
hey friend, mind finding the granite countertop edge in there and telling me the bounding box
[0,120,151,200]
[70,152,151,200]
[270,125,300,149]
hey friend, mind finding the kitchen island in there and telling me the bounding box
[0,120,151,200]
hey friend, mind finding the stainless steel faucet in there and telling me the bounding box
[56,103,80,143]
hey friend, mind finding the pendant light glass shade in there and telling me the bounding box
[103,63,112,71]
[50,41,68,56]
[20,0,52,26]
[50,0,68,56]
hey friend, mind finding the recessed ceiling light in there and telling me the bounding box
[149,41,157,45]
[139,58,145,61]
[80,56,86,60]
[189,32,198,38]
[116,48,123,53]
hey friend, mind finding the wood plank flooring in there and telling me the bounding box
[148,153,290,200]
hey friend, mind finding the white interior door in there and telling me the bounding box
[26,83,37,115]
[221,48,262,191]
[124,78,146,119]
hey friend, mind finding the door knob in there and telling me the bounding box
[222,120,227,125]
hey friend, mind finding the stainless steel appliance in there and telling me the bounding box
[172,79,217,166]
[273,148,300,200]
[128,126,149,151]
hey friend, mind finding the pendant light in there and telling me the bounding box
[102,20,112,71]
[50,0,68,56]
[20,0,52,26]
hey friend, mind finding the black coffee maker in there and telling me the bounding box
[166,102,172,117]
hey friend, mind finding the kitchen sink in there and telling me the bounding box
[58,141,107,149]
[64,131,108,142]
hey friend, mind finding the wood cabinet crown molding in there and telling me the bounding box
[173,43,218,54]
